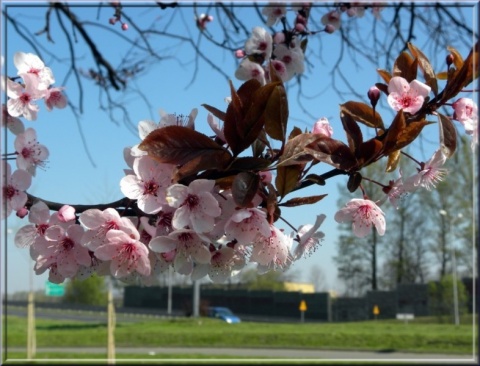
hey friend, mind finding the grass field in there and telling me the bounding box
[3,314,477,357]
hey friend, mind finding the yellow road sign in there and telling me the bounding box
[299,300,307,312]
[373,305,380,315]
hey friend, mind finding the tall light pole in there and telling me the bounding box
[439,209,462,326]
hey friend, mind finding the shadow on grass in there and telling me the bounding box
[36,323,107,331]
[376,349,396,353]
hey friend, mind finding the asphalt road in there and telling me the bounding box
[5,346,479,362]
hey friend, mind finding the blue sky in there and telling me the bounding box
[1,2,477,295]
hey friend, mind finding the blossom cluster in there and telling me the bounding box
[2,6,478,287]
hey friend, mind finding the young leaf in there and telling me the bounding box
[304,137,357,171]
[377,69,392,84]
[265,84,288,141]
[202,104,226,122]
[228,157,272,171]
[340,101,385,130]
[385,150,401,173]
[408,42,439,96]
[437,112,457,158]
[275,165,303,198]
[279,194,327,207]
[340,111,363,153]
[139,126,232,166]
[447,46,464,71]
[393,51,417,82]
[232,171,260,208]
[277,133,320,167]
[347,172,362,193]
[381,109,406,156]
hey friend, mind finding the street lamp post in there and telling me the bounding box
[439,209,462,326]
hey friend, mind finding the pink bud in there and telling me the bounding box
[58,205,76,222]
[259,170,272,184]
[295,23,305,33]
[324,24,336,34]
[235,49,245,58]
[121,23,128,31]
[312,117,333,137]
[296,14,307,25]
[346,8,357,17]
[109,17,117,25]
[367,86,381,108]
[446,54,454,67]
[16,207,29,219]
[273,32,286,44]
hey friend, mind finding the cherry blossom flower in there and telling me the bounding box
[36,222,91,279]
[452,98,478,134]
[292,214,326,260]
[6,73,45,121]
[250,225,293,270]
[321,10,341,30]
[403,149,448,191]
[57,205,76,222]
[196,13,213,30]
[44,87,67,111]
[95,227,151,278]
[120,155,175,214]
[2,162,32,219]
[387,76,431,114]
[224,207,271,245]
[149,229,211,275]
[79,207,136,251]
[14,52,55,90]
[140,208,175,238]
[2,104,25,135]
[312,117,333,137]
[381,171,412,209]
[14,200,51,249]
[207,245,244,283]
[235,58,266,85]
[272,43,304,80]
[14,127,49,176]
[158,108,198,129]
[207,113,226,143]
[166,179,221,233]
[264,60,289,82]
[334,199,386,238]
[245,27,273,60]
[262,3,287,26]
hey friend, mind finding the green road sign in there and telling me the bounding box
[45,281,65,296]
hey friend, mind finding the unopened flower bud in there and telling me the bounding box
[109,17,117,25]
[121,23,129,31]
[324,24,336,34]
[273,32,285,44]
[16,207,28,219]
[296,14,307,25]
[295,23,305,33]
[368,86,381,108]
[235,49,245,58]
[446,54,454,68]
[259,170,272,184]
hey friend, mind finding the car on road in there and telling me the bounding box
[207,306,241,323]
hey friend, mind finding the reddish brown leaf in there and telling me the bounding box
[381,109,406,156]
[139,126,232,166]
[377,69,392,84]
[202,104,226,122]
[277,133,320,167]
[228,157,272,171]
[232,171,260,208]
[265,183,280,223]
[437,112,457,158]
[289,126,303,140]
[447,46,464,71]
[347,172,362,193]
[340,111,363,153]
[385,150,401,173]
[393,51,417,82]
[356,139,383,167]
[394,119,433,151]
[408,42,438,96]
[340,101,385,130]
[304,174,326,186]
[280,194,327,207]
[375,82,389,96]
[265,84,288,141]
[275,165,303,198]
[305,137,357,171]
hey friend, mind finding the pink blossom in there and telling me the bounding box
[6,74,44,121]
[387,76,431,114]
[2,104,25,135]
[334,199,386,238]
[321,10,341,30]
[207,245,244,283]
[158,108,198,129]
[57,205,76,222]
[224,207,271,245]
[382,172,411,209]
[166,179,221,233]
[403,149,448,191]
[120,155,175,214]
[250,225,293,270]
[140,208,175,238]
[13,52,55,90]
[44,87,67,111]
[261,4,287,26]
[272,43,304,80]
[452,98,478,134]
[207,113,226,143]
[235,58,266,85]
[264,60,289,82]
[292,214,326,260]
[1,163,32,219]
[79,208,136,251]
[245,27,273,60]
[196,13,213,30]
[95,228,151,278]
[312,117,333,137]
[14,128,49,176]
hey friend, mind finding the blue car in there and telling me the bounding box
[207,306,241,323]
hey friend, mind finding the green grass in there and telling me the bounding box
[3,314,477,356]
